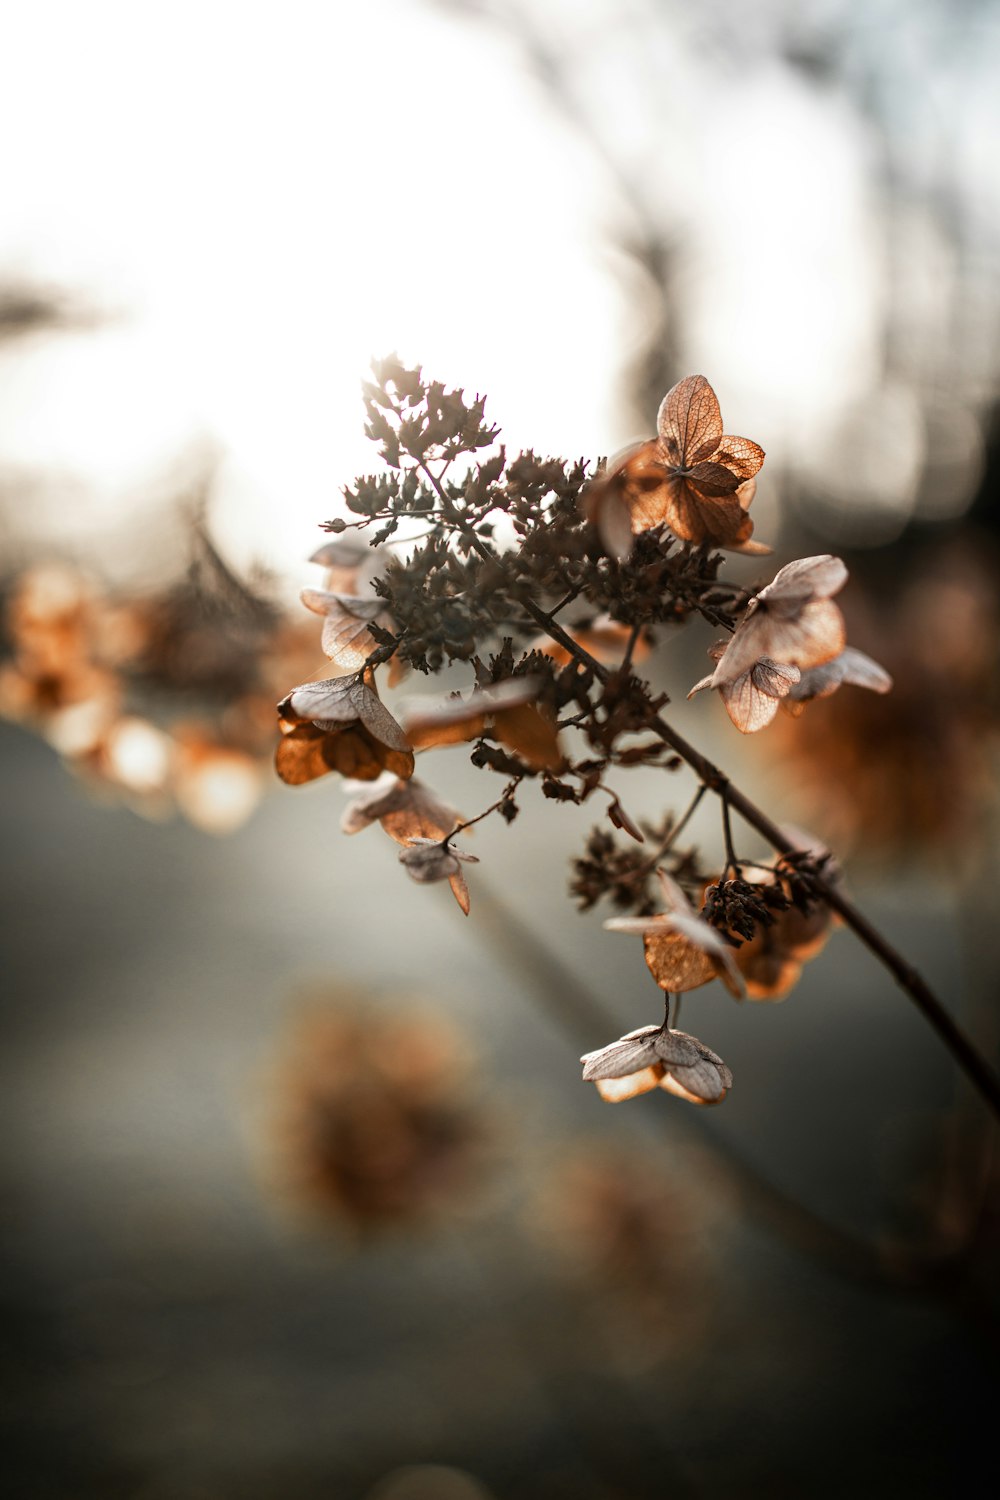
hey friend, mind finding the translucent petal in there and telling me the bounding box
[596,1067,664,1102]
[581,1026,660,1080]
[656,375,723,465]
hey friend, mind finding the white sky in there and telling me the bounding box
[0,0,991,583]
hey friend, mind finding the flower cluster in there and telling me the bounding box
[273,360,898,1106]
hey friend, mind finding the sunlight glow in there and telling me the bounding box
[0,1,626,585]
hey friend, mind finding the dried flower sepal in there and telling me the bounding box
[689,655,801,734]
[300,588,391,674]
[275,719,415,784]
[784,646,892,715]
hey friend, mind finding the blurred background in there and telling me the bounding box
[2,1,999,1496]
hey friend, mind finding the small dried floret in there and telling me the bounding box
[581,1024,732,1105]
[278,673,411,752]
[300,587,392,675]
[605,870,744,997]
[341,772,460,843]
[710,555,848,688]
[398,836,479,914]
[689,654,800,734]
[594,376,768,553]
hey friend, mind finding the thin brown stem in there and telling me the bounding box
[720,788,741,879]
[447,780,521,842]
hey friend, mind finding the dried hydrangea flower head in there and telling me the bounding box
[581,1023,733,1104]
[594,375,768,553]
[692,560,892,733]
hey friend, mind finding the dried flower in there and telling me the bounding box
[605,870,744,997]
[732,872,835,1001]
[689,652,801,734]
[309,537,386,596]
[709,554,849,687]
[276,672,414,783]
[581,1023,732,1104]
[300,587,392,675]
[341,772,460,843]
[597,375,767,552]
[398,836,479,914]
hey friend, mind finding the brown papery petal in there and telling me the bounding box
[321,612,383,673]
[686,461,743,498]
[721,659,800,734]
[709,435,766,479]
[759,555,848,607]
[494,703,563,770]
[378,784,459,844]
[581,1026,661,1080]
[657,376,723,466]
[659,1071,718,1105]
[278,675,358,725]
[352,683,413,752]
[662,480,751,548]
[330,727,408,781]
[448,868,471,915]
[643,930,720,993]
[274,723,338,785]
[406,716,486,750]
[738,940,803,1002]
